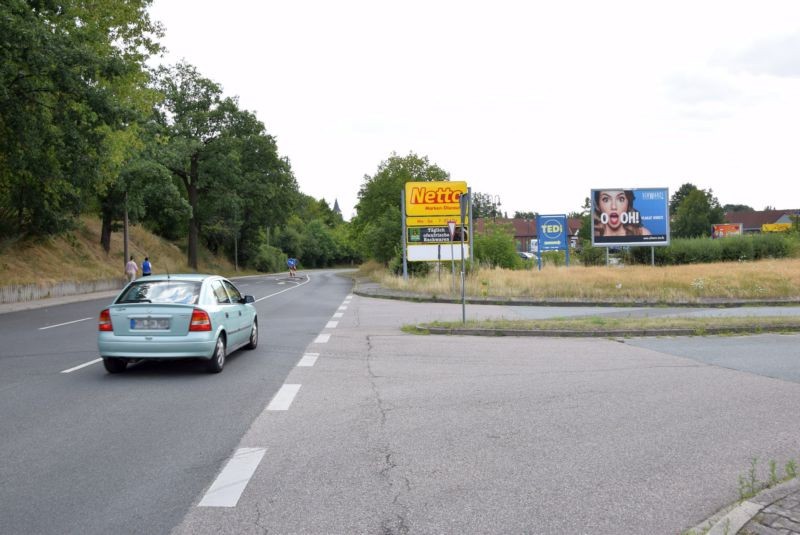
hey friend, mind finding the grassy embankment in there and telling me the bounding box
[0,216,255,286]
[359,259,800,334]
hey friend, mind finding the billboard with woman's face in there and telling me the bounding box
[591,188,670,247]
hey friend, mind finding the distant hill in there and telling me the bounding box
[0,216,249,286]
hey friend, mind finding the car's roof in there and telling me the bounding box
[133,274,223,282]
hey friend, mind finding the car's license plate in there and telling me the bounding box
[131,318,170,330]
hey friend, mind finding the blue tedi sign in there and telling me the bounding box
[536,214,568,252]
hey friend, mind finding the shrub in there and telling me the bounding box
[252,244,287,273]
[389,256,432,277]
[577,242,605,266]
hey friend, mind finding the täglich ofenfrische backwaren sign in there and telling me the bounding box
[407,226,469,244]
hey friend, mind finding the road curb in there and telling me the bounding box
[687,478,800,534]
[417,324,800,337]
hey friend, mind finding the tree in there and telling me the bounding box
[672,189,716,238]
[670,183,699,216]
[351,152,450,263]
[0,0,162,236]
[513,211,538,220]
[670,183,724,238]
[473,221,521,269]
[723,204,754,213]
[153,62,293,269]
[471,192,503,219]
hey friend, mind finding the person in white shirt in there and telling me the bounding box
[125,256,138,282]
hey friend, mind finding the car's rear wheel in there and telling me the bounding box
[246,320,258,350]
[206,335,226,373]
[103,357,127,374]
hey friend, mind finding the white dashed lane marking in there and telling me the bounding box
[325,321,338,329]
[198,448,266,507]
[266,384,301,411]
[297,353,319,367]
[313,333,330,344]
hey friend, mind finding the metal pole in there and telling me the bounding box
[451,242,456,294]
[459,193,469,324]
[651,246,655,266]
[468,187,473,263]
[401,189,408,280]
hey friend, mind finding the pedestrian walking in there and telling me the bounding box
[287,257,297,278]
[142,256,152,276]
[125,255,138,282]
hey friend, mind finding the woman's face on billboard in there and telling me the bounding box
[597,190,629,230]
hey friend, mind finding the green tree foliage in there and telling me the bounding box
[513,211,538,220]
[0,0,162,236]
[153,62,298,269]
[672,187,725,238]
[473,221,521,269]
[723,204,754,213]
[669,183,699,215]
[471,192,503,219]
[351,152,450,264]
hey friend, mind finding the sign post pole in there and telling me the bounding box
[447,220,456,294]
[459,195,469,324]
[401,189,408,280]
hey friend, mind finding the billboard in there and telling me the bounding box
[762,223,792,233]
[404,181,470,262]
[712,223,742,238]
[590,188,669,247]
[536,215,568,252]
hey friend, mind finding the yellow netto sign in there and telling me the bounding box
[762,223,791,233]
[405,181,467,217]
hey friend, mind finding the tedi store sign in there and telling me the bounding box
[536,214,568,252]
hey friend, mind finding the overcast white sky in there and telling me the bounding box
[148,1,800,219]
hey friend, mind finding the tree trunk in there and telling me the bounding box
[187,155,199,270]
[100,212,112,253]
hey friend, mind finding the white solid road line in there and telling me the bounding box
[255,275,311,303]
[313,333,331,344]
[267,384,301,411]
[39,317,93,330]
[198,447,267,507]
[297,353,319,367]
[61,358,102,374]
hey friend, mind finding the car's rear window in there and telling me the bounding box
[116,281,201,305]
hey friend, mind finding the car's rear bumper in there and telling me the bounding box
[98,334,216,359]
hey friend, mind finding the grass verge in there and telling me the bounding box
[412,315,800,335]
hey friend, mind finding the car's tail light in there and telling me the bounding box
[189,309,212,331]
[98,309,113,331]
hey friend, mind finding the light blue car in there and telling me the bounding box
[97,274,257,374]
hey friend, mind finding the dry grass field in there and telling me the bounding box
[0,216,250,286]
[372,258,800,303]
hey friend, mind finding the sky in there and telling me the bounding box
[148,1,800,220]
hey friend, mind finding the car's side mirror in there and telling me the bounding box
[243,295,255,304]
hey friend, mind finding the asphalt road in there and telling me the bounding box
[3,281,800,534]
[170,296,800,535]
[0,270,352,535]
